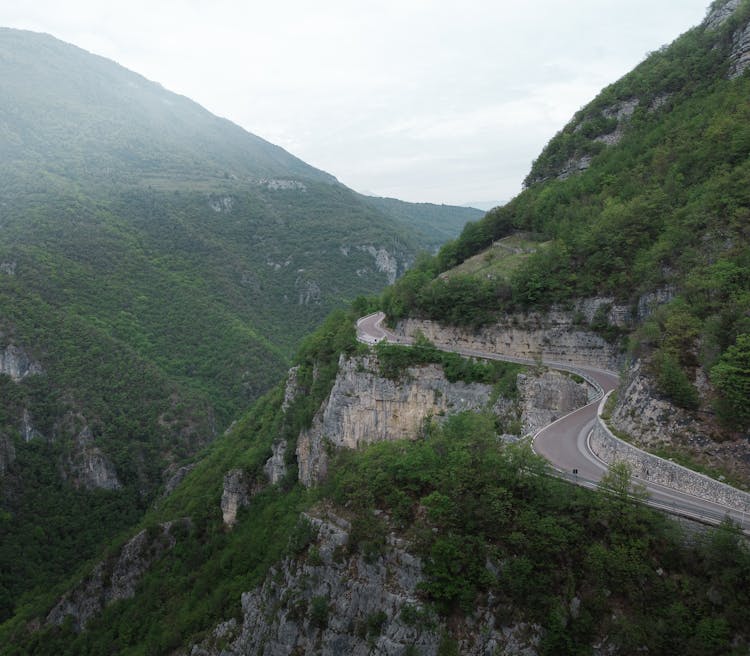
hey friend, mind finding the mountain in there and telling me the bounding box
[0,27,477,623]
[4,2,750,654]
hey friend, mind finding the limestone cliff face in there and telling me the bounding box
[187,508,542,656]
[610,360,750,482]
[0,343,42,382]
[221,468,266,528]
[296,354,497,487]
[46,519,190,632]
[518,370,592,434]
[394,299,624,371]
[63,426,122,491]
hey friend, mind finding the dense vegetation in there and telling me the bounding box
[327,414,750,654]
[382,4,750,426]
[5,309,749,656]
[0,309,361,655]
[0,27,478,623]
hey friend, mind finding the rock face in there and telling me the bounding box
[358,246,400,284]
[64,426,122,491]
[610,360,750,482]
[518,370,592,434]
[705,0,742,30]
[394,301,624,371]
[281,365,303,412]
[221,468,253,528]
[296,354,497,487]
[591,410,750,513]
[187,509,541,656]
[264,440,287,485]
[729,17,750,78]
[47,519,190,632]
[162,464,196,498]
[20,408,44,442]
[0,344,42,382]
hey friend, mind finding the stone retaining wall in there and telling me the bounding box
[590,393,750,514]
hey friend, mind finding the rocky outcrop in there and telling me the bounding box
[729,17,750,78]
[705,0,742,30]
[295,277,322,305]
[394,300,624,371]
[20,408,44,442]
[187,509,541,656]
[0,261,16,276]
[221,468,253,528]
[264,440,287,485]
[281,365,303,412]
[162,464,196,498]
[357,246,401,285]
[296,354,498,486]
[556,155,593,181]
[610,360,750,482]
[47,519,190,632]
[591,399,750,513]
[0,344,42,382]
[64,426,122,491]
[518,370,591,434]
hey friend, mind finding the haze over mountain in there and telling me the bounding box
[0,26,479,623]
[3,1,750,654]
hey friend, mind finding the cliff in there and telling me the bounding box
[187,507,542,656]
[296,351,590,487]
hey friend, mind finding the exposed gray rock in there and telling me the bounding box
[162,464,196,498]
[255,178,308,191]
[518,370,591,434]
[264,440,287,485]
[186,509,542,656]
[556,155,593,181]
[296,354,497,486]
[592,408,750,513]
[357,245,400,284]
[207,195,234,212]
[635,286,676,321]
[395,303,623,371]
[593,99,640,146]
[47,519,190,632]
[221,468,264,527]
[0,261,16,275]
[295,277,321,305]
[704,0,742,30]
[0,433,15,475]
[610,359,750,482]
[281,365,303,413]
[0,344,42,382]
[64,426,122,491]
[729,18,750,78]
[21,408,45,443]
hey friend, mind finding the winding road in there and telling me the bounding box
[357,312,749,531]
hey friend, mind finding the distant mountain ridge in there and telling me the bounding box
[0,26,477,621]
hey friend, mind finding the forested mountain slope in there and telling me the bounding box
[4,2,750,654]
[383,0,750,453]
[0,28,477,623]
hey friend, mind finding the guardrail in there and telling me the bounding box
[356,314,749,535]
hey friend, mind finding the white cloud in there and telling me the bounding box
[1,0,711,204]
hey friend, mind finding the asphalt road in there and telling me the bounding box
[356,312,749,531]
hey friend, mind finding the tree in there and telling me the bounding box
[711,333,750,429]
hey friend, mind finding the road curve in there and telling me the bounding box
[356,312,748,530]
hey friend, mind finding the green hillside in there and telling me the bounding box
[0,28,476,621]
[383,0,750,429]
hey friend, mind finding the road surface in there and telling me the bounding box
[356,312,748,531]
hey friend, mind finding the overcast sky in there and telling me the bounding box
[3,1,712,206]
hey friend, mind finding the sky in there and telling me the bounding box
[2,0,712,206]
